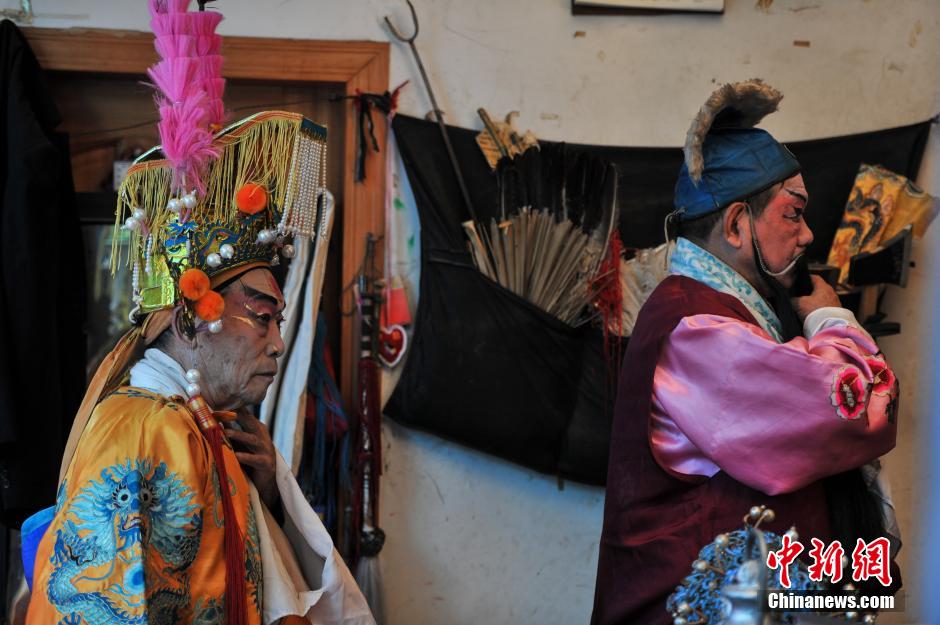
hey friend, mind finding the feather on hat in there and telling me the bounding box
[673,79,799,220]
[684,79,784,184]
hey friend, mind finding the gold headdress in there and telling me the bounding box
[115,111,329,333]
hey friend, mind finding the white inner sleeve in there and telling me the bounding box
[802,306,871,341]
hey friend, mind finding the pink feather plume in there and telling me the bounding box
[148,0,226,195]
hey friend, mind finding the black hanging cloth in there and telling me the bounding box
[0,20,87,526]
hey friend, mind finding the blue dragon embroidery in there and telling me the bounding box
[47,459,203,625]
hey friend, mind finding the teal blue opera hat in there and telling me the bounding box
[674,79,800,220]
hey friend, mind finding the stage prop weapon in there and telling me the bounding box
[352,235,386,623]
[384,0,499,275]
[384,1,475,223]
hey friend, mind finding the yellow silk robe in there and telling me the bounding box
[26,387,263,625]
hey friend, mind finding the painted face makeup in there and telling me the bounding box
[227,267,287,332]
[192,268,286,410]
[750,174,814,288]
[239,266,285,304]
[233,299,286,335]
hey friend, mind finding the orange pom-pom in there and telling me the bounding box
[235,182,268,215]
[179,268,210,301]
[194,290,225,322]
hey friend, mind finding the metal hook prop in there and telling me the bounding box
[383,0,481,231]
[383,0,419,43]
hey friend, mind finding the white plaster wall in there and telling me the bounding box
[28,0,940,146]
[913,129,940,625]
[29,1,940,623]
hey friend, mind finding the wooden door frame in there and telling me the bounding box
[23,27,388,407]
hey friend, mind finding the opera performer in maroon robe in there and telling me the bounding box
[591,80,899,625]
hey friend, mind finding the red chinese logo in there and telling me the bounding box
[851,537,892,587]
[807,538,845,583]
[766,534,804,588]
[766,536,892,588]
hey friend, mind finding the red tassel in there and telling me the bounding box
[188,396,248,625]
[590,231,626,396]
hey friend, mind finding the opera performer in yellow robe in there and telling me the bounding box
[23,4,374,623]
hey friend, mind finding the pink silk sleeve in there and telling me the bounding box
[650,314,898,496]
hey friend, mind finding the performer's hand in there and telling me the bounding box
[228,409,280,510]
[791,275,842,322]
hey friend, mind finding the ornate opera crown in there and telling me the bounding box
[114,112,328,330]
[111,1,330,335]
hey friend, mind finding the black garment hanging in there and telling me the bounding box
[385,116,617,485]
[386,113,930,485]
[0,20,87,527]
